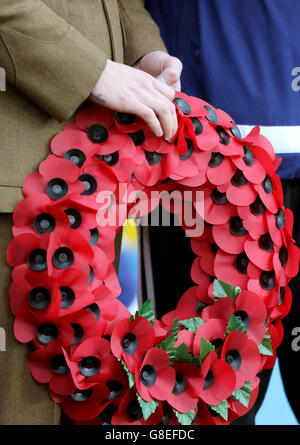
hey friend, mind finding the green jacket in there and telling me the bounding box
[0,0,166,212]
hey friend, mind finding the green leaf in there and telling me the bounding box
[173,407,196,425]
[156,333,178,363]
[118,358,135,388]
[232,381,252,408]
[173,343,202,368]
[200,338,215,363]
[168,317,179,336]
[129,299,154,325]
[178,317,205,333]
[136,394,158,421]
[209,400,228,421]
[213,279,239,301]
[258,329,273,356]
[225,313,247,336]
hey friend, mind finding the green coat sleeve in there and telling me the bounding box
[0,0,108,122]
[118,0,167,67]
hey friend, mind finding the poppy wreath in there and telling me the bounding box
[6,91,300,425]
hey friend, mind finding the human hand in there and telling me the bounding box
[134,50,182,91]
[90,59,178,141]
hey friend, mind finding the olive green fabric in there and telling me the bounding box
[0,0,166,424]
[0,0,166,212]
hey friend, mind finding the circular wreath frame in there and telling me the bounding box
[6,91,299,425]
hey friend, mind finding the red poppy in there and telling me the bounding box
[63,337,116,390]
[193,319,227,356]
[175,286,213,321]
[61,383,110,421]
[206,152,236,186]
[253,172,283,213]
[214,249,253,289]
[166,362,202,413]
[28,340,76,395]
[194,184,236,226]
[110,316,155,372]
[111,389,163,425]
[75,104,114,134]
[221,331,260,389]
[218,172,257,207]
[51,129,97,163]
[12,194,70,237]
[23,156,84,202]
[229,376,260,417]
[135,348,175,402]
[193,399,238,425]
[237,201,268,240]
[202,291,267,345]
[212,216,250,254]
[198,351,236,406]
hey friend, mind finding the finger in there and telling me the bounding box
[153,77,176,101]
[157,67,180,87]
[132,103,163,138]
[164,56,183,78]
[145,95,178,142]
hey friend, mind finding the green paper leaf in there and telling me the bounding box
[225,313,247,336]
[129,299,154,325]
[258,329,273,356]
[232,381,252,408]
[213,279,239,301]
[173,343,202,368]
[136,394,158,421]
[156,332,178,363]
[118,358,135,388]
[178,317,204,333]
[209,400,228,421]
[173,407,196,425]
[200,337,215,363]
[168,317,179,336]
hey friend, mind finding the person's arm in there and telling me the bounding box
[0,0,109,122]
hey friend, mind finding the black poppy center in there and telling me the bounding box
[64,149,86,167]
[160,406,171,425]
[28,249,47,271]
[89,228,99,246]
[260,270,275,290]
[190,117,203,135]
[88,265,95,285]
[145,150,162,166]
[85,302,100,320]
[242,145,254,166]
[29,287,51,310]
[98,152,119,167]
[235,252,249,274]
[87,124,109,143]
[211,188,229,205]
[115,112,136,125]
[229,122,242,139]
[121,332,138,355]
[46,178,68,200]
[127,399,143,421]
[53,247,74,270]
[234,310,250,329]
[216,126,230,145]
[278,287,285,306]
[179,138,194,161]
[140,364,157,387]
[50,354,69,375]
[275,209,285,229]
[107,380,123,401]
[34,213,56,234]
[204,105,218,124]
[250,196,266,216]
[279,246,288,266]
[203,369,215,390]
[231,169,248,187]
[70,388,93,402]
[71,323,84,345]
[174,97,191,115]
[36,323,58,344]
[262,175,273,194]
[259,233,274,252]
[225,349,242,370]
[172,372,186,396]
[79,356,101,377]
[129,130,145,146]
[230,216,248,237]
[208,152,224,168]
[64,208,82,229]
[79,174,98,196]
[196,300,210,316]
[60,286,75,309]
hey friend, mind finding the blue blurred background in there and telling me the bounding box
[117,221,299,425]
